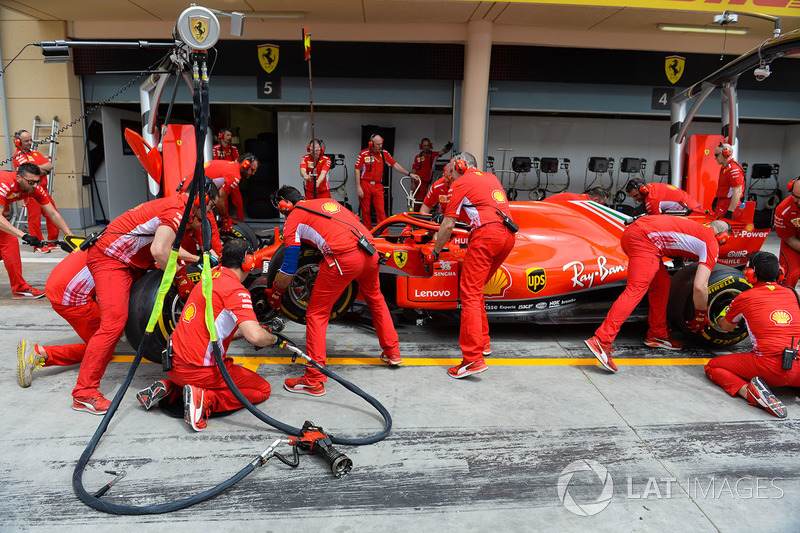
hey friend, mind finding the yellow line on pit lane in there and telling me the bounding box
[110,355,711,367]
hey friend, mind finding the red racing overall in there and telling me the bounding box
[705,283,800,396]
[168,266,271,413]
[0,171,51,293]
[446,170,516,363]
[300,153,333,199]
[773,196,800,288]
[212,144,244,220]
[641,183,703,215]
[281,198,399,382]
[595,216,718,345]
[74,196,187,401]
[13,148,59,242]
[43,249,100,366]
[356,148,396,230]
[412,149,445,207]
[713,160,745,218]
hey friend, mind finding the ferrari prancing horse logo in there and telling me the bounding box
[665,55,685,85]
[189,16,210,44]
[393,250,408,268]
[258,44,280,74]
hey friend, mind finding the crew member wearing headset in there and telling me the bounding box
[355,134,419,230]
[72,180,219,415]
[625,179,703,215]
[420,160,455,216]
[773,178,800,288]
[713,142,745,220]
[585,216,731,372]
[136,240,277,432]
[300,139,332,199]
[411,138,452,210]
[707,251,800,418]
[185,154,257,233]
[425,152,516,379]
[0,163,73,299]
[212,128,244,221]
[270,186,401,397]
[542,187,608,204]
[12,130,60,253]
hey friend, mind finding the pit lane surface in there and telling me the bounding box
[1,238,798,532]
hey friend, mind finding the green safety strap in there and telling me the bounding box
[145,249,180,333]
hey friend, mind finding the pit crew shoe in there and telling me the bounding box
[380,352,403,365]
[585,336,618,372]
[644,336,683,351]
[72,395,111,415]
[33,246,50,254]
[16,339,45,388]
[447,360,488,379]
[137,379,173,410]
[483,343,492,356]
[746,377,787,419]
[12,287,45,300]
[183,384,209,431]
[284,377,326,396]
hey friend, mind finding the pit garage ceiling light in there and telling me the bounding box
[658,24,749,35]
[246,11,305,20]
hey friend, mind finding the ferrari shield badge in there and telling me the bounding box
[189,16,210,44]
[258,44,280,74]
[665,55,685,85]
[393,250,408,269]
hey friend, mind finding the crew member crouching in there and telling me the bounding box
[136,240,278,432]
[706,251,800,418]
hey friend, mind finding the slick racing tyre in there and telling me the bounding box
[222,219,260,250]
[667,263,750,348]
[125,268,193,364]
[265,244,359,325]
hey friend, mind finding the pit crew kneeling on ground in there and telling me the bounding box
[136,240,278,432]
[426,152,516,379]
[585,216,731,372]
[705,251,800,418]
[271,186,401,397]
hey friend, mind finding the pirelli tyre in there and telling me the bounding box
[265,243,359,325]
[667,263,750,348]
[124,268,191,364]
[222,219,260,250]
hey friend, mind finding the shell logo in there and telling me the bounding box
[745,224,755,231]
[492,190,507,204]
[770,309,793,325]
[483,265,512,298]
[322,202,341,214]
[182,303,197,324]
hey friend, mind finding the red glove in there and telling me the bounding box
[174,265,195,301]
[424,250,439,267]
[220,216,234,234]
[268,287,285,311]
[686,308,709,333]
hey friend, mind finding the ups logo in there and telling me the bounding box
[526,267,546,293]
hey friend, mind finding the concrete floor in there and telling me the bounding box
[1,235,798,532]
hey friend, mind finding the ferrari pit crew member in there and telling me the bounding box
[16,249,98,387]
[706,252,800,418]
[270,186,401,396]
[411,138,452,209]
[136,240,277,432]
[300,138,332,199]
[625,180,702,215]
[0,163,73,299]
[355,134,419,230]
[72,181,220,415]
[12,129,59,252]
[193,154,257,233]
[212,128,243,220]
[542,187,608,204]
[773,178,800,288]
[713,142,745,220]
[427,152,516,379]
[584,215,731,372]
